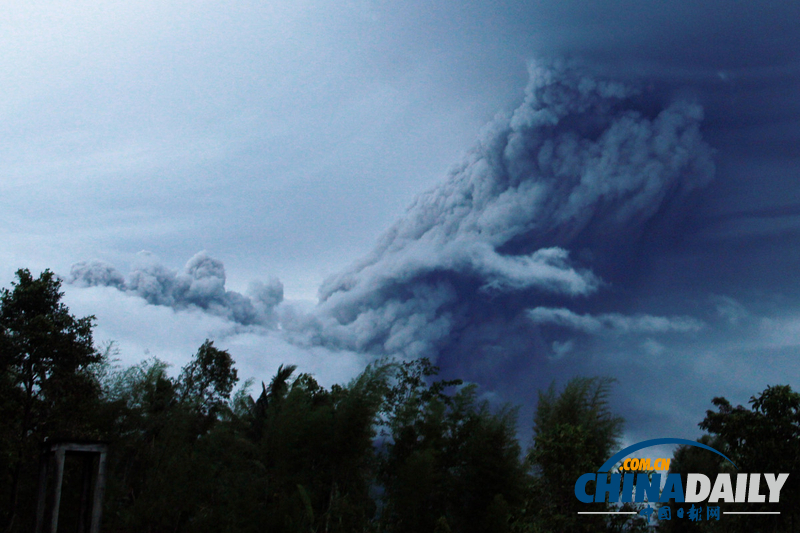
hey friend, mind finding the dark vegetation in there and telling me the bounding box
[0,269,797,532]
[660,385,800,532]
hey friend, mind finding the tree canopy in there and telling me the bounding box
[0,269,100,532]
[663,385,800,532]
[520,376,644,533]
[3,268,793,532]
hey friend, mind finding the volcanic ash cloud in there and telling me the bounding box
[294,61,715,359]
[70,251,284,327]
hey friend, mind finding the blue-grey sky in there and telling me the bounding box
[3,0,800,447]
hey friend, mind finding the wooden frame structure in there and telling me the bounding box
[34,440,108,533]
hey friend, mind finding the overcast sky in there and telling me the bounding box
[3,0,800,448]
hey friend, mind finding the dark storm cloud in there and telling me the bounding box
[69,251,283,326]
[708,203,800,222]
[289,61,715,359]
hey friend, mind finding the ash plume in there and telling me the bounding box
[293,61,715,358]
[69,251,283,327]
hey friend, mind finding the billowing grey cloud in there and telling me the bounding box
[69,260,126,290]
[527,307,704,335]
[294,61,715,359]
[69,251,283,327]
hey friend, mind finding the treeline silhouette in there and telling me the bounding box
[1,269,798,532]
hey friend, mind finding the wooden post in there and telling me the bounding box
[89,450,107,533]
[49,447,66,533]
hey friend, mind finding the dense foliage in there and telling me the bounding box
[522,377,635,533]
[661,385,800,532]
[0,269,101,532]
[1,269,796,532]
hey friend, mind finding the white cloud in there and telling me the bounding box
[528,307,704,335]
[711,295,749,325]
